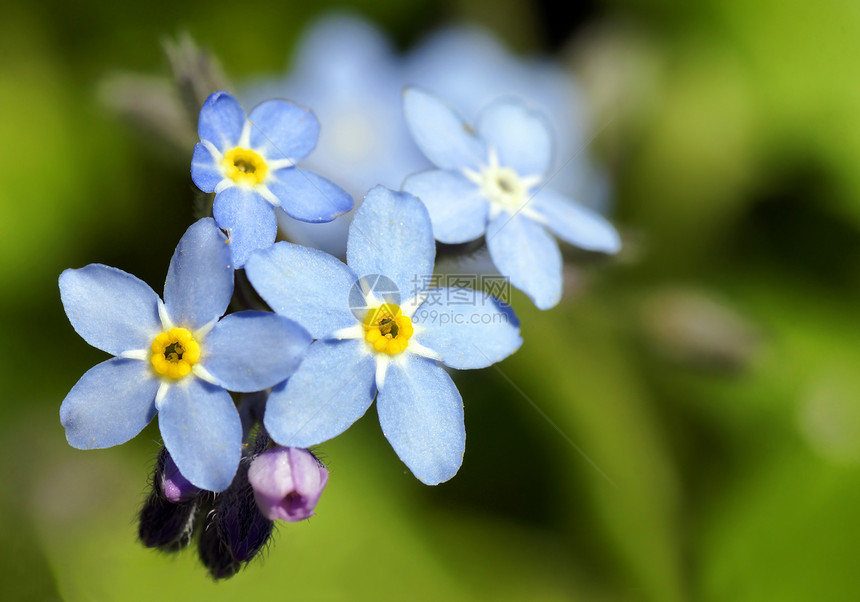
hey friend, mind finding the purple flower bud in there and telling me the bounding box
[198,456,273,580]
[160,452,200,503]
[248,447,328,522]
[139,448,201,551]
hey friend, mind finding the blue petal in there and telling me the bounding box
[377,355,465,485]
[60,265,160,356]
[402,169,488,244]
[347,186,435,301]
[60,358,158,449]
[158,378,242,492]
[486,213,562,310]
[245,241,357,339]
[402,87,487,171]
[198,91,246,151]
[291,14,394,83]
[411,288,522,369]
[476,100,554,178]
[264,339,376,448]
[531,187,621,253]
[249,99,320,161]
[164,218,233,330]
[202,311,311,392]
[212,186,278,268]
[266,167,353,222]
[190,142,223,193]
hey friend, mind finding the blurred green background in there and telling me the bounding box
[3,0,860,600]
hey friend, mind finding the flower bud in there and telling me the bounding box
[138,490,199,551]
[198,432,274,580]
[160,452,200,503]
[248,447,328,522]
[139,448,200,551]
[198,462,273,580]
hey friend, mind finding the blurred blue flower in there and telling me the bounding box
[243,15,422,256]
[191,90,353,266]
[246,15,425,202]
[402,87,621,310]
[241,13,608,255]
[406,24,608,206]
[245,186,522,485]
[59,218,311,491]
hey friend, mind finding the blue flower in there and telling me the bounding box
[405,24,606,204]
[401,87,622,310]
[245,186,522,485]
[59,218,311,492]
[244,14,426,202]
[191,90,353,267]
[242,14,427,256]
[240,16,609,256]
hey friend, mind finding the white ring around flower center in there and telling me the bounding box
[464,147,543,219]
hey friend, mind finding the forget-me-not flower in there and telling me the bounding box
[245,186,522,485]
[242,14,426,256]
[405,24,607,205]
[402,87,621,310]
[191,90,353,267]
[244,14,426,201]
[241,14,609,257]
[59,218,311,491]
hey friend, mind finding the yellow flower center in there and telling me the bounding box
[363,303,413,355]
[150,327,201,379]
[222,147,269,186]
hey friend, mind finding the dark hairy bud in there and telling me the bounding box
[138,448,202,551]
[198,433,274,580]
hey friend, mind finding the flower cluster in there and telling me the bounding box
[244,13,608,256]
[60,20,620,580]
